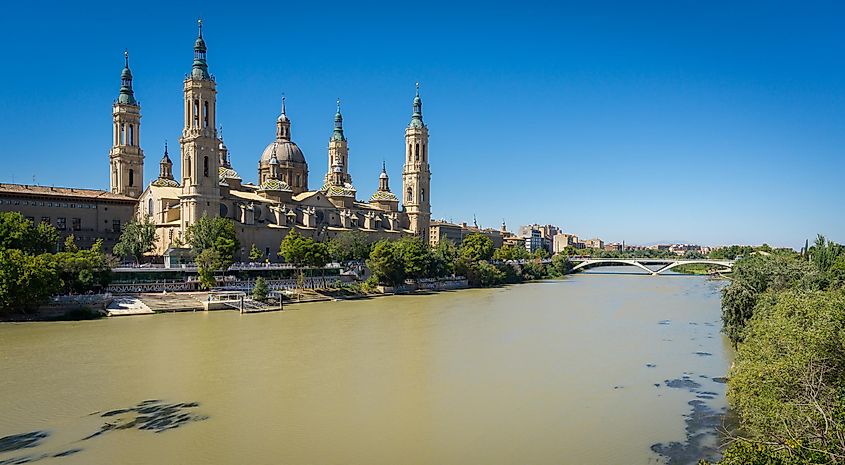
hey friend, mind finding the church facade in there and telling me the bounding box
[110,22,432,261]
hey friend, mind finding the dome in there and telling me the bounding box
[260,140,306,165]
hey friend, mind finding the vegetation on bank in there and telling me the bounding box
[0,212,114,315]
[701,235,845,464]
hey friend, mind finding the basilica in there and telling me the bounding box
[109,21,432,260]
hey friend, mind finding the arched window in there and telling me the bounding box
[203,101,209,128]
[415,143,420,161]
[187,158,191,177]
[203,156,209,177]
[120,124,126,145]
[193,100,200,127]
[406,187,413,202]
[148,198,153,216]
[421,188,425,202]
[128,169,134,187]
[129,124,135,146]
[408,144,412,162]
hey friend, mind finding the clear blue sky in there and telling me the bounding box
[0,1,842,248]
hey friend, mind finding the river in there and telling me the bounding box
[0,268,732,465]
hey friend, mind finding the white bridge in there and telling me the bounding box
[568,258,734,275]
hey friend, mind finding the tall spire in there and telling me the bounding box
[191,18,211,80]
[409,82,424,128]
[331,97,345,141]
[159,140,174,181]
[276,96,291,140]
[117,50,137,105]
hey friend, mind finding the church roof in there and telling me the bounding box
[260,140,306,165]
[151,178,180,188]
[369,190,398,202]
[218,166,241,181]
[258,178,293,192]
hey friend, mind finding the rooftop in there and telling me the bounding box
[0,183,136,203]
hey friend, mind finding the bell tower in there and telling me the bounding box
[324,98,352,187]
[109,50,144,198]
[179,19,220,231]
[402,83,431,242]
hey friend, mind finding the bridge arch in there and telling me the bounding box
[569,259,657,275]
[653,260,733,275]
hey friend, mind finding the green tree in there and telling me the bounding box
[185,214,239,266]
[367,240,405,286]
[433,240,459,277]
[252,276,269,301]
[549,254,572,277]
[63,234,79,253]
[248,243,263,262]
[0,211,59,254]
[113,216,158,264]
[493,244,529,261]
[279,230,309,267]
[194,248,220,289]
[304,241,330,269]
[0,249,58,314]
[721,254,820,345]
[459,233,494,262]
[52,240,114,294]
[327,231,371,264]
[394,236,434,280]
[722,290,845,462]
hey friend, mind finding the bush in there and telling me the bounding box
[252,277,269,301]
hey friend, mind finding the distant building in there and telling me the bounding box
[553,233,578,253]
[0,183,136,253]
[582,238,604,249]
[604,242,623,252]
[429,220,503,248]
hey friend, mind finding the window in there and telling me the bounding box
[295,174,301,187]
[120,124,126,145]
[187,158,191,176]
[41,217,50,224]
[203,101,209,127]
[112,219,121,233]
[406,187,413,202]
[57,217,66,231]
[129,169,134,187]
[129,124,135,146]
[193,100,200,127]
[72,218,81,231]
[203,156,209,177]
[421,188,425,202]
[148,198,154,216]
[408,143,412,161]
[415,143,420,161]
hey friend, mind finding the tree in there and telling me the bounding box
[459,233,494,262]
[194,248,220,289]
[0,249,58,314]
[185,214,239,266]
[722,290,845,462]
[304,241,330,269]
[252,276,268,301]
[367,240,405,286]
[279,230,310,267]
[493,244,529,261]
[327,231,371,264]
[549,254,572,277]
[394,236,435,280]
[433,240,459,277]
[63,234,79,253]
[532,248,550,260]
[721,254,820,345]
[53,240,114,294]
[248,243,263,262]
[113,216,158,264]
[0,211,59,254]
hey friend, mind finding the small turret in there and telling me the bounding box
[276,97,291,140]
[191,19,211,80]
[117,50,137,105]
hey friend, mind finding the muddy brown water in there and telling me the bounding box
[0,267,731,465]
